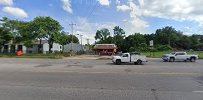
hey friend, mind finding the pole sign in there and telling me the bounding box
[150,40,154,47]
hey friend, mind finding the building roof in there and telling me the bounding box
[94,44,117,50]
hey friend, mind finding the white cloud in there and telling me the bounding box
[131,0,203,27]
[2,7,28,18]
[0,0,13,6]
[65,17,117,44]
[98,0,110,6]
[116,0,149,34]
[61,0,73,13]
[116,0,203,34]
[117,5,131,12]
[116,0,121,5]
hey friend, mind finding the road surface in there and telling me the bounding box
[0,58,203,100]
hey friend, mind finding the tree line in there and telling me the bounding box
[0,16,79,53]
[95,26,203,52]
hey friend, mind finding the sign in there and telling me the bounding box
[150,40,154,47]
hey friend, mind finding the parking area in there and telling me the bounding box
[0,58,203,100]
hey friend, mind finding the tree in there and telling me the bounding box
[29,16,62,53]
[113,26,126,51]
[154,26,182,48]
[125,33,146,51]
[144,34,155,45]
[113,26,125,36]
[0,17,33,53]
[176,35,192,49]
[17,21,34,47]
[95,28,110,42]
[54,32,71,52]
[69,35,79,43]
[0,17,22,44]
[0,27,13,52]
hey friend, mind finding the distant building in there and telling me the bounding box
[1,40,62,54]
[94,44,117,56]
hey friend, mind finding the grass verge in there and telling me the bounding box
[142,51,203,59]
[0,54,63,59]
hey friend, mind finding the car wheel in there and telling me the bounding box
[190,57,196,62]
[116,59,121,65]
[137,60,143,65]
[169,58,175,62]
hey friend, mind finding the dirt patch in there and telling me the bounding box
[151,89,159,100]
[34,64,52,68]
[124,69,132,72]
[195,76,203,86]
[74,62,80,64]
[96,58,111,60]
[82,65,94,68]
[65,65,82,68]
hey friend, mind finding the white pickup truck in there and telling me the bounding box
[162,52,198,62]
[112,52,147,65]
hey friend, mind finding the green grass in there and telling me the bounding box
[142,51,203,59]
[142,51,172,58]
[187,51,203,59]
[0,54,63,59]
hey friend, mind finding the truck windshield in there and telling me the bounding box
[170,52,176,55]
[117,53,123,56]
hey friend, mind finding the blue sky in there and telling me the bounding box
[1,0,203,44]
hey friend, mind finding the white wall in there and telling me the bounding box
[43,43,62,54]
[23,46,27,54]
[64,43,82,52]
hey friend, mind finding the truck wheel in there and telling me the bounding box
[137,60,142,65]
[190,57,196,62]
[169,58,175,62]
[116,59,121,65]
[163,59,168,62]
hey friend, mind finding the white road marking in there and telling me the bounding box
[192,91,203,93]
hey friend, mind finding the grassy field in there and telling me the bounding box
[142,51,203,59]
[0,54,63,59]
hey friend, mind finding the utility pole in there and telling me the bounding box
[87,39,90,45]
[69,23,76,52]
[77,34,83,51]
[80,35,83,51]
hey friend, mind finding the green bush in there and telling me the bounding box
[137,43,149,52]
[63,52,71,57]
[156,45,172,51]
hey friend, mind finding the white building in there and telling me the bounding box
[2,40,62,54]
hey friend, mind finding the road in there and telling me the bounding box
[0,58,203,100]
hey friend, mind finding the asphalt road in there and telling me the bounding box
[0,58,203,100]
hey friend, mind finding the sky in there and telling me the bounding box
[0,0,203,44]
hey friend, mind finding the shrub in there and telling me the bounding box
[156,45,172,51]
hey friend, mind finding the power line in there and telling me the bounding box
[80,1,100,26]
